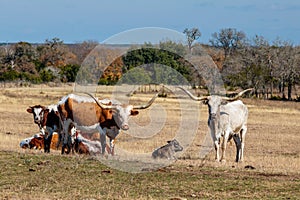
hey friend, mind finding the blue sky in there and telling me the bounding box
[1,0,300,45]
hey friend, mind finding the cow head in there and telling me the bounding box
[20,136,34,149]
[168,139,183,152]
[85,93,158,131]
[27,105,49,127]
[179,87,252,119]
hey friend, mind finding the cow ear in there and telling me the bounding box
[131,110,139,116]
[27,107,33,113]
[202,100,208,105]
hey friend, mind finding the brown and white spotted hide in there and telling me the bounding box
[58,93,157,154]
[57,94,125,154]
[29,136,44,150]
[68,123,107,155]
[20,133,60,150]
[26,105,48,129]
[27,104,62,153]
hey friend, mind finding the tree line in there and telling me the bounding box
[0,28,299,101]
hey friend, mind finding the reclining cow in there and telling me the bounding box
[66,122,117,155]
[20,132,60,150]
[57,93,158,155]
[179,87,252,162]
[152,139,183,159]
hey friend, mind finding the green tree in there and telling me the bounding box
[119,67,151,85]
[59,64,80,82]
[122,44,193,84]
[40,69,55,82]
[37,38,67,68]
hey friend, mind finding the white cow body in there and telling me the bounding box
[209,99,248,162]
[179,87,251,162]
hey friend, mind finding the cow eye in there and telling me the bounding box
[221,101,228,105]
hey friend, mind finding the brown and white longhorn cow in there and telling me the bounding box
[57,93,157,155]
[26,105,61,153]
[179,87,252,162]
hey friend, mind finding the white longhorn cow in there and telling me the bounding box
[179,87,252,162]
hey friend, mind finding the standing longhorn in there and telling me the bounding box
[179,87,252,162]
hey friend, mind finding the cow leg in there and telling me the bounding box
[240,125,247,162]
[45,126,56,153]
[233,134,242,162]
[210,128,220,162]
[106,127,119,156]
[61,119,72,154]
[44,134,53,153]
[209,120,221,162]
[44,138,48,153]
[56,131,62,150]
[220,131,230,162]
[214,140,220,162]
[64,135,72,154]
[97,126,107,154]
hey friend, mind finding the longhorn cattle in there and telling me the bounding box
[57,93,158,154]
[179,87,252,162]
[26,105,61,153]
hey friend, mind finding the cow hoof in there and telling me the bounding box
[221,159,226,163]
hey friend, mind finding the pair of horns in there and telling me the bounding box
[84,92,158,110]
[178,87,253,101]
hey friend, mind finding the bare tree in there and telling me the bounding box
[69,40,98,64]
[183,28,201,53]
[273,40,300,100]
[210,28,246,59]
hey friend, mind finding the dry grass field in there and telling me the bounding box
[0,84,299,199]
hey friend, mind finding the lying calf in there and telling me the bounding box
[67,123,103,155]
[152,139,183,159]
[67,122,118,155]
[20,132,60,150]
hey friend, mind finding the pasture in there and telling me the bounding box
[0,84,299,199]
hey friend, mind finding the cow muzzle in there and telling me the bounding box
[210,113,217,120]
[121,124,129,130]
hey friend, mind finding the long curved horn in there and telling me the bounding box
[133,93,158,109]
[178,87,209,101]
[84,92,116,109]
[221,88,253,101]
